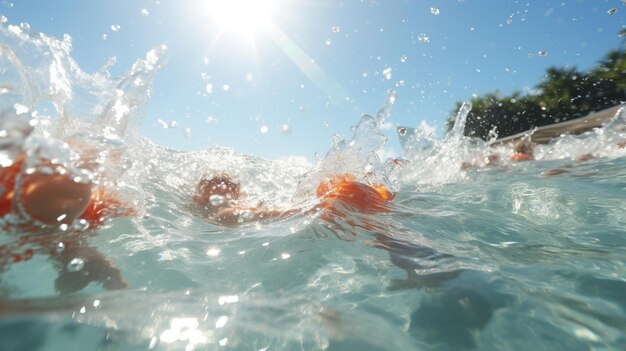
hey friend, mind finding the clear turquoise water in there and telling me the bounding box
[1,22,626,351]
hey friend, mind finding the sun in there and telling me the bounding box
[205,0,277,36]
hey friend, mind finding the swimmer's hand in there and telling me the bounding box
[21,173,92,224]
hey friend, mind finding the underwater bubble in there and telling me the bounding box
[141,8,150,16]
[111,24,121,32]
[282,124,290,134]
[93,299,100,308]
[205,83,213,94]
[206,116,217,124]
[325,39,332,45]
[607,8,617,15]
[400,55,407,63]
[281,253,291,260]
[417,33,430,42]
[398,127,408,136]
[620,29,626,38]
[209,194,225,206]
[222,84,229,91]
[362,71,369,78]
[260,125,269,133]
[59,223,69,231]
[538,50,548,57]
[56,242,65,253]
[101,34,107,40]
[73,219,90,231]
[331,25,341,33]
[430,7,440,15]
[0,15,7,24]
[383,67,392,80]
[2,1,13,8]
[67,258,85,272]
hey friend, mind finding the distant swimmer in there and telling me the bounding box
[192,172,396,227]
[510,139,535,161]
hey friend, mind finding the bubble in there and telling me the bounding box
[430,7,440,15]
[538,51,548,57]
[206,247,221,257]
[205,83,213,94]
[184,127,192,138]
[56,242,65,254]
[67,258,85,272]
[101,34,108,40]
[260,125,269,133]
[325,39,332,45]
[398,127,408,136]
[362,71,369,78]
[206,116,217,124]
[607,8,617,15]
[417,33,430,42]
[209,194,225,206]
[331,25,340,33]
[141,8,150,16]
[0,15,7,24]
[282,124,290,133]
[111,24,121,32]
[2,1,13,8]
[400,55,407,63]
[383,67,392,80]
[222,84,229,91]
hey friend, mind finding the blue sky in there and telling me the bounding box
[3,0,625,160]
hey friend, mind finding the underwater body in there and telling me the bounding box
[1,22,626,351]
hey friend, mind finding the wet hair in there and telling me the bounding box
[513,140,534,155]
[196,174,241,199]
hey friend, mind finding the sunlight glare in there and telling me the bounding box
[206,0,276,35]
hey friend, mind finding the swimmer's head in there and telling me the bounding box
[193,174,241,207]
[513,139,534,156]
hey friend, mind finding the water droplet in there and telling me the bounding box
[111,24,121,32]
[400,55,408,63]
[417,33,430,42]
[141,8,150,16]
[209,194,225,206]
[59,223,69,231]
[79,306,86,314]
[383,67,392,80]
[325,39,332,45]
[67,258,85,272]
[222,84,230,91]
[260,125,269,133]
[607,8,617,15]
[101,33,107,40]
[282,124,290,133]
[386,90,397,105]
[538,50,548,57]
[93,299,101,308]
[362,71,369,78]
[56,242,65,253]
[205,83,213,94]
[430,7,440,15]
[331,25,341,33]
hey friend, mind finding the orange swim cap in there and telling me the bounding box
[316,173,395,214]
[510,153,532,161]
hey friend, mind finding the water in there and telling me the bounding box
[1,23,626,351]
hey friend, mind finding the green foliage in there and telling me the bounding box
[447,49,626,140]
